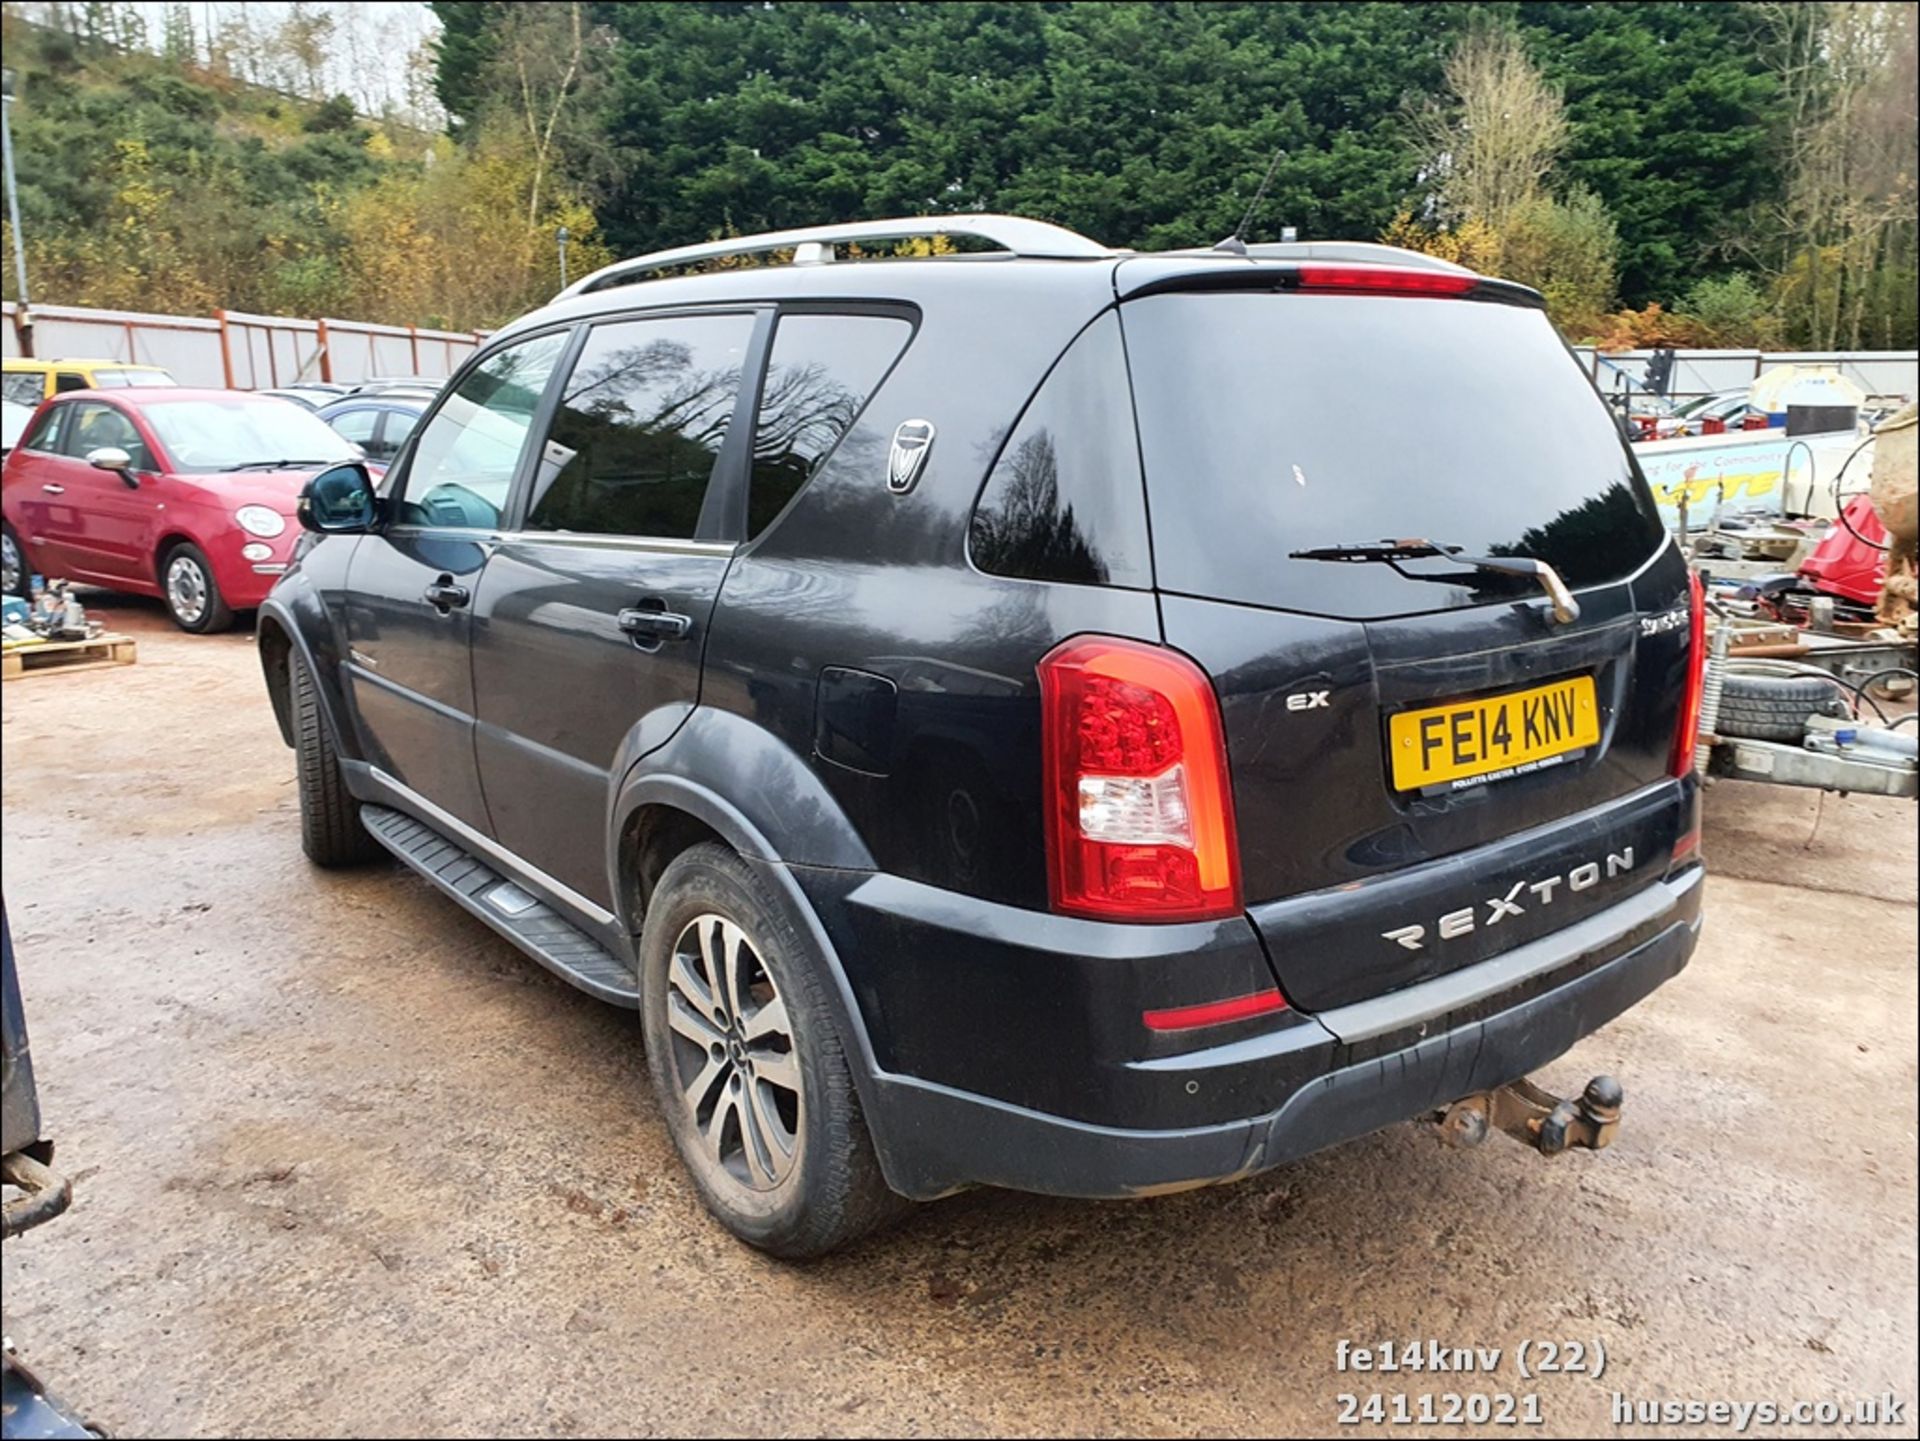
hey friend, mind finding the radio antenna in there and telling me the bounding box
[1213,142,1286,255]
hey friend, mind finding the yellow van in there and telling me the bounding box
[2,357,179,406]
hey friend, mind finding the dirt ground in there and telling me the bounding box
[3,598,1916,1439]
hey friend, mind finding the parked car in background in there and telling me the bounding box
[2,398,31,456]
[3,357,178,403]
[315,391,431,465]
[261,217,1705,1257]
[2,389,360,631]
[257,384,348,411]
[342,375,447,396]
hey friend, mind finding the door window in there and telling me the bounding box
[749,312,911,538]
[525,313,754,539]
[325,406,382,449]
[54,372,88,394]
[3,372,43,407]
[19,404,67,453]
[58,402,154,470]
[397,331,569,530]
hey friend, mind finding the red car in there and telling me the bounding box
[2,388,362,632]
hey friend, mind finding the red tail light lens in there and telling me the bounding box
[1292,266,1479,297]
[1669,568,1708,778]
[1038,636,1241,922]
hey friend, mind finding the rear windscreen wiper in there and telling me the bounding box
[1289,539,1582,625]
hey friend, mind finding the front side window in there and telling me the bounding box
[325,407,381,447]
[20,403,66,454]
[398,331,569,529]
[526,313,753,539]
[749,313,911,538]
[60,402,154,470]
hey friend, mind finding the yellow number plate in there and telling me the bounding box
[1389,676,1599,792]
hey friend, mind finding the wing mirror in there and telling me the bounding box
[298,462,380,534]
[86,446,141,487]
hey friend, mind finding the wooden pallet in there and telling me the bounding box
[2,632,138,681]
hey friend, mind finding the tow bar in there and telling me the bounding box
[1434,1075,1623,1156]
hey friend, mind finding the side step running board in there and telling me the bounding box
[359,805,638,1007]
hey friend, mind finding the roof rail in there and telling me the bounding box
[558,214,1110,298]
[1234,240,1474,275]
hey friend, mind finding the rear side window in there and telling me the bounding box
[969,312,1152,588]
[526,313,754,539]
[749,312,911,538]
[54,372,88,394]
[1124,294,1665,619]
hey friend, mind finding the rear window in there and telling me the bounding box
[90,368,178,388]
[1124,294,1665,619]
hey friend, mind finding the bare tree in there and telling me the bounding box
[1414,24,1567,228]
[1758,1,1918,348]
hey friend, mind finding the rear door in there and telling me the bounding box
[1120,277,1690,1012]
[342,330,571,834]
[469,309,763,906]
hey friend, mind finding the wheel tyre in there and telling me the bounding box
[640,843,907,1258]
[1716,672,1850,742]
[160,542,234,634]
[1,523,28,598]
[291,648,384,867]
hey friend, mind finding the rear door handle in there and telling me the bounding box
[424,579,470,612]
[41,483,65,495]
[618,607,692,641]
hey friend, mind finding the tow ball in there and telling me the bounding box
[1434,1075,1623,1156]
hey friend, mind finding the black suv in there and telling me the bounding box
[259,216,1706,1256]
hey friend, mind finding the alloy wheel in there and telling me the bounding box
[663,913,802,1191]
[166,553,209,626]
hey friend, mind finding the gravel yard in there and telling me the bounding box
[3,598,1915,1438]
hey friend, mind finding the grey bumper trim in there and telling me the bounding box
[1316,866,1704,1044]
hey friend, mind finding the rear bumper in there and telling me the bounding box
[831,866,1702,1201]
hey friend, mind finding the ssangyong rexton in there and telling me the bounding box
[258,216,1706,1256]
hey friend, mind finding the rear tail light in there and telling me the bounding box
[1669,568,1708,778]
[1292,265,1479,297]
[1039,636,1241,922]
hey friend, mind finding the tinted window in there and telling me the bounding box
[969,312,1152,588]
[326,407,381,446]
[526,314,752,539]
[60,402,153,469]
[750,313,910,537]
[1124,294,1665,619]
[54,372,88,394]
[399,332,568,529]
